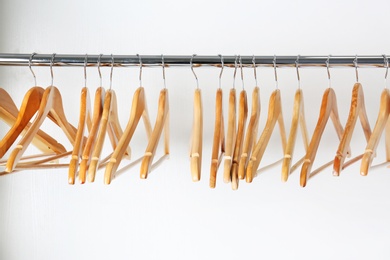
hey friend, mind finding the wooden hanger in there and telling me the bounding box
[223,88,237,183]
[333,83,372,176]
[68,87,92,184]
[5,86,78,172]
[360,88,390,175]
[231,89,248,190]
[140,88,169,179]
[300,88,349,187]
[281,89,309,182]
[209,88,225,188]
[238,86,260,180]
[189,88,203,182]
[0,88,66,157]
[104,87,152,184]
[246,89,287,182]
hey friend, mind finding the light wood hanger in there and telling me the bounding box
[223,88,237,183]
[5,86,78,173]
[104,87,152,184]
[360,88,390,175]
[189,88,203,182]
[68,87,92,184]
[238,86,260,180]
[300,87,349,187]
[0,88,66,158]
[246,89,287,182]
[281,88,310,182]
[333,83,372,176]
[140,88,169,179]
[231,89,248,190]
[209,88,225,188]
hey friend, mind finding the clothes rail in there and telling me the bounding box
[0,53,388,68]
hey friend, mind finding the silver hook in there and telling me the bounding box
[233,55,238,89]
[110,54,114,90]
[326,55,332,88]
[84,54,88,88]
[29,52,37,86]
[190,54,199,89]
[273,55,278,89]
[252,55,258,87]
[162,54,166,89]
[383,54,388,89]
[97,54,103,86]
[50,53,56,86]
[218,54,224,89]
[354,54,359,82]
[296,55,301,89]
[137,54,143,86]
[239,55,245,90]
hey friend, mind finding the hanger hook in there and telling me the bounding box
[252,55,258,87]
[354,54,359,82]
[84,54,88,88]
[137,54,143,86]
[218,54,224,89]
[162,54,166,89]
[326,54,332,88]
[239,55,245,90]
[233,55,238,89]
[110,54,114,90]
[296,55,301,89]
[383,54,388,89]
[50,53,56,86]
[273,55,278,89]
[190,54,199,89]
[97,54,103,86]
[29,52,37,86]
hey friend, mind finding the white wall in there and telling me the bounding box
[1,1,390,259]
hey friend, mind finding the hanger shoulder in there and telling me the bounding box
[140,89,169,179]
[231,89,248,190]
[189,88,203,182]
[360,88,390,175]
[210,88,224,188]
[223,88,237,183]
[238,86,260,180]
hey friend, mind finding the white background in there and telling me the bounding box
[1,0,390,259]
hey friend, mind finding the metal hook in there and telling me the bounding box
[233,55,238,89]
[110,54,114,90]
[190,54,199,89]
[296,55,301,89]
[137,54,143,87]
[252,55,258,87]
[354,54,359,82]
[273,55,278,89]
[29,52,37,86]
[218,54,224,89]
[84,54,88,88]
[383,54,388,89]
[97,54,103,86]
[239,55,245,90]
[50,53,56,86]
[162,54,166,89]
[326,55,331,88]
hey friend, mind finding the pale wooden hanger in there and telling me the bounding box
[238,86,260,180]
[0,87,66,158]
[360,88,390,175]
[223,88,237,183]
[333,83,372,176]
[140,88,169,179]
[300,87,349,187]
[281,60,310,182]
[68,87,92,184]
[104,86,152,184]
